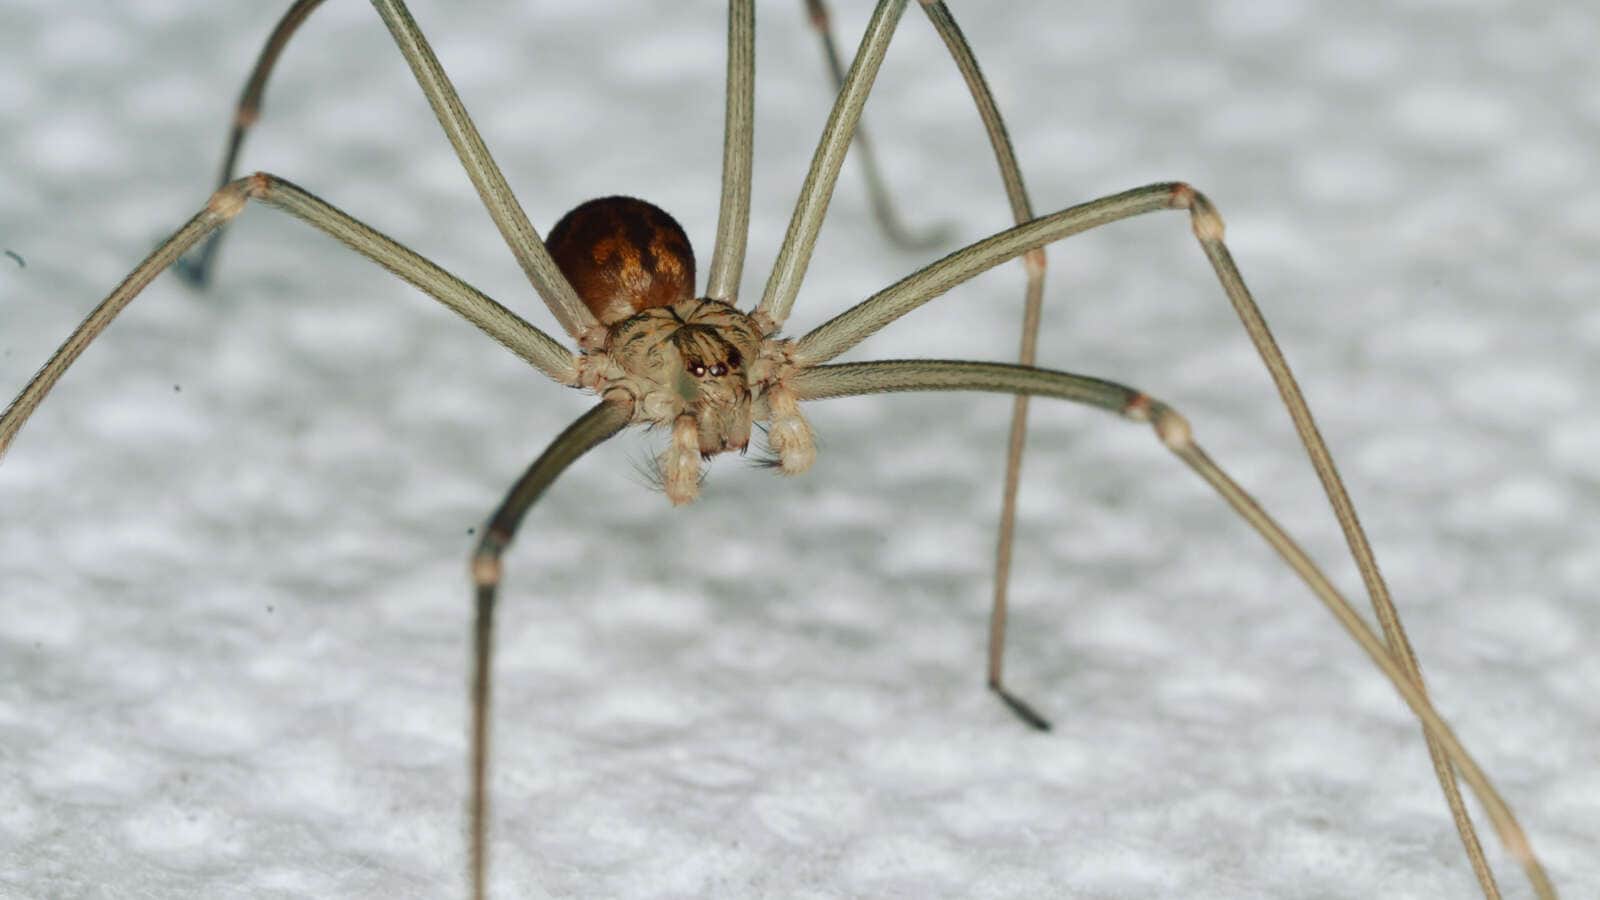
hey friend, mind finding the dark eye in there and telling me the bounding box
[726,350,742,368]
[709,364,727,377]
[689,363,707,378]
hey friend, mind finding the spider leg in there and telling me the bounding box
[756,0,908,332]
[796,184,1174,363]
[467,397,634,900]
[705,1,756,304]
[801,0,950,251]
[790,179,1498,891]
[176,0,326,287]
[172,0,602,345]
[0,173,575,459]
[787,359,1554,900]
[794,0,1063,730]
[916,0,1057,731]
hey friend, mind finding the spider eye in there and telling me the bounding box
[689,363,707,378]
[709,363,727,377]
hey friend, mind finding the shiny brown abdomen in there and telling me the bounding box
[547,196,696,325]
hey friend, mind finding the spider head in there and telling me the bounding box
[605,298,765,457]
[672,320,754,456]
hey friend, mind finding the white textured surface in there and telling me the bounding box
[2,1,1598,898]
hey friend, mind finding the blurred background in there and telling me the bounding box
[1,1,1597,897]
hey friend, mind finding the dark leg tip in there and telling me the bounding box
[172,253,212,286]
[172,235,221,289]
[990,683,1053,732]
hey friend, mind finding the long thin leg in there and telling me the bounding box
[177,0,327,286]
[917,0,1052,730]
[172,0,601,344]
[797,184,1175,362]
[467,397,634,900]
[796,0,1058,728]
[754,0,908,332]
[802,0,949,251]
[0,173,576,458]
[367,0,599,344]
[793,180,1496,894]
[1184,196,1499,890]
[786,359,1554,900]
[705,0,756,303]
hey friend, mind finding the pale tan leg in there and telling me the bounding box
[178,0,327,286]
[792,179,1497,895]
[801,0,950,250]
[704,1,756,303]
[468,397,633,900]
[0,173,575,460]
[755,0,909,332]
[804,0,1059,727]
[788,358,1552,900]
[171,0,602,344]
[918,0,1053,729]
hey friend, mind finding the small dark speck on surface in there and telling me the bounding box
[173,384,182,393]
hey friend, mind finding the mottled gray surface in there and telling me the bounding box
[1,1,1597,898]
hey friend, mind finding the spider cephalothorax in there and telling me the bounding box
[555,195,811,503]
[607,301,762,441]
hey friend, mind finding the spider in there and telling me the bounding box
[1,1,1585,897]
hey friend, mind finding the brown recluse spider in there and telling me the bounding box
[0,1,1565,897]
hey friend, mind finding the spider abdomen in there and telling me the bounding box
[547,196,696,325]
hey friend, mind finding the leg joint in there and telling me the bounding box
[1121,393,1192,450]
[246,171,275,199]
[471,528,510,588]
[1168,182,1226,242]
[205,181,251,221]
[205,172,278,221]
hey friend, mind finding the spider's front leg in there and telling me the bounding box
[465,396,634,900]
